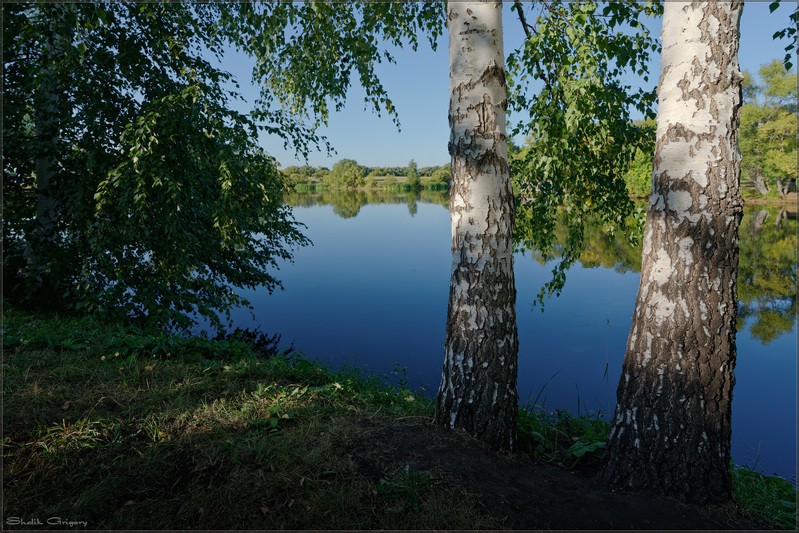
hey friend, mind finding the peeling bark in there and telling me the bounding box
[434,1,518,451]
[600,1,744,504]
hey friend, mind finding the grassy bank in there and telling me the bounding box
[3,309,796,529]
[742,191,799,210]
[2,309,494,529]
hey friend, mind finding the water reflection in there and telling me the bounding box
[282,188,447,219]
[514,205,646,274]
[289,190,796,344]
[240,190,795,479]
[737,208,797,344]
[515,202,797,344]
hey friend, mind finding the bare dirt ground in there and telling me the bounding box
[349,419,769,530]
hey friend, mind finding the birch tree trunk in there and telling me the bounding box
[600,1,744,504]
[434,1,519,451]
[24,4,67,284]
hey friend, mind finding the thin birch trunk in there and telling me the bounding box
[25,4,67,282]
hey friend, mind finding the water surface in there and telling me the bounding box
[232,190,797,483]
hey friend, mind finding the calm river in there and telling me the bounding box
[230,190,797,484]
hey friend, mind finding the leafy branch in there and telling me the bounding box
[506,0,661,306]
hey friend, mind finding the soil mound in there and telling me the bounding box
[350,419,766,530]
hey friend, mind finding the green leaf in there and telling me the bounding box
[507,1,656,304]
[4,2,440,329]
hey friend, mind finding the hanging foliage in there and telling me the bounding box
[507,1,660,305]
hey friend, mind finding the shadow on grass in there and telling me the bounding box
[3,310,493,530]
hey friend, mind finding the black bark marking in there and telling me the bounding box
[479,62,506,89]
[601,1,743,505]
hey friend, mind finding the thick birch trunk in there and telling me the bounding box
[600,1,744,504]
[434,1,519,451]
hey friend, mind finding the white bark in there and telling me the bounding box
[435,1,518,451]
[601,1,743,504]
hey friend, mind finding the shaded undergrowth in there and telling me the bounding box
[518,407,610,470]
[2,308,487,530]
[517,403,797,529]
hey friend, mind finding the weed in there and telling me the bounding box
[392,363,409,391]
[377,465,437,515]
[732,466,798,530]
[517,407,609,469]
[564,440,606,469]
[213,327,293,359]
[35,419,105,454]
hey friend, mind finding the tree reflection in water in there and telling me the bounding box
[283,190,796,344]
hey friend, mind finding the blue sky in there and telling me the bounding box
[221,2,794,168]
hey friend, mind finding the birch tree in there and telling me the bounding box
[600,1,744,504]
[23,3,71,286]
[3,2,443,328]
[434,1,660,450]
[435,1,519,450]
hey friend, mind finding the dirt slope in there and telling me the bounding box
[349,419,768,530]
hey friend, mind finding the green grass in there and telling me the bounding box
[3,308,796,529]
[2,308,496,529]
[517,407,610,470]
[733,466,798,530]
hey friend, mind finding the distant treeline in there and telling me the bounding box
[283,59,797,201]
[282,151,649,198]
[280,159,450,192]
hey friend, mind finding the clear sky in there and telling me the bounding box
[221,2,794,169]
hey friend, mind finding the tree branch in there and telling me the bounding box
[512,0,532,40]
[511,1,554,92]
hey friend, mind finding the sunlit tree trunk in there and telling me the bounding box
[434,1,518,451]
[600,1,744,504]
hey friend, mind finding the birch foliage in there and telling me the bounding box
[507,1,660,304]
[2,2,444,329]
[768,1,798,70]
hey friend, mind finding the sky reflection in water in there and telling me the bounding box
[232,193,797,484]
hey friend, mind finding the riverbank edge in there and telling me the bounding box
[2,308,796,530]
[626,191,798,211]
[742,191,799,210]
